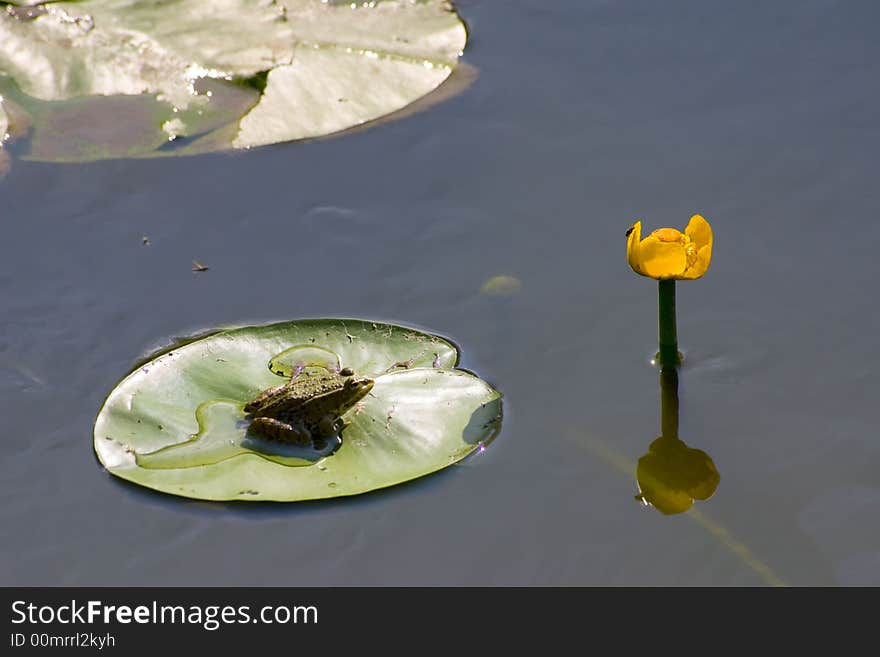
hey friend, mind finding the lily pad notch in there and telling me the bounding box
[94,319,502,502]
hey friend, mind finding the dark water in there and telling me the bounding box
[2,0,879,585]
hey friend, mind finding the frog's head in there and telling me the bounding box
[344,375,374,396]
[336,374,374,411]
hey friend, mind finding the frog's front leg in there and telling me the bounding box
[249,417,312,446]
[317,414,346,438]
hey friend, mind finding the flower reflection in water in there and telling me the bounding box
[635,367,720,515]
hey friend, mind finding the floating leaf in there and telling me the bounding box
[94,319,501,501]
[0,0,468,164]
[0,101,8,176]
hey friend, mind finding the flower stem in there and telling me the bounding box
[658,279,680,368]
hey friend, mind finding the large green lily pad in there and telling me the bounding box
[94,319,502,502]
[0,0,468,164]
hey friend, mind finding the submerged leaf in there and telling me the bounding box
[480,275,522,297]
[94,319,501,501]
[135,399,320,469]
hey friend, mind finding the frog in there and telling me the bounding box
[244,366,374,447]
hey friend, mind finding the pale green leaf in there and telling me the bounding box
[0,99,7,143]
[0,0,468,162]
[94,319,501,502]
[0,100,8,175]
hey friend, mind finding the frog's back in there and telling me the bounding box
[246,367,346,416]
[264,369,351,431]
[294,368,347,398]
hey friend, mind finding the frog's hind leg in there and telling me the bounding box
[249,417,312,446]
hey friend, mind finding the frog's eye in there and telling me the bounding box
[340,367,354,377]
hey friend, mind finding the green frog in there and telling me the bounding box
[244,366,374,447]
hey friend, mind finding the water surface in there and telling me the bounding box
[2,0,879,585]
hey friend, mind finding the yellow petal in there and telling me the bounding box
[680,244,712,279]
[680,214,713,279]
[639,236,687,279]
[652,227,686,243]
[685,214,713,250]
[626,221,645,275]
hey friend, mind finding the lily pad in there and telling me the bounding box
[0,102,8,176]
[94,319,502,501]
[0,0,468,164]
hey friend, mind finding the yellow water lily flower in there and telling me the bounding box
[627,214,713,280]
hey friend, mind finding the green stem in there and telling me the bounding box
[658,279,680,368]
